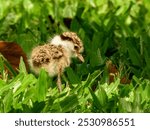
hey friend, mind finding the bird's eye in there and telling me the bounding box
[74,45,79,50]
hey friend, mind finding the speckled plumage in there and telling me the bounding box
[30,32,84,92]
[60,32,84,53]
[30,44,70,77]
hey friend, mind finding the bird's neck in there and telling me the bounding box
[50,35,74,58]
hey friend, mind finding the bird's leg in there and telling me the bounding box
[62,74,69,88]
[57,66,62,92]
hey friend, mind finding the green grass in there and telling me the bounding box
[0,0,150,112]
[0,57,150,113]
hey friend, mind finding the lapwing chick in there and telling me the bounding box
[30,32,84,92]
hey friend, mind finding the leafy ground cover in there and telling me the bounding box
[0,0,150,112]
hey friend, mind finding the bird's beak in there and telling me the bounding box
[77,53,84,62]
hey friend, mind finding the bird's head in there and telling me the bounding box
[51,32,84,62]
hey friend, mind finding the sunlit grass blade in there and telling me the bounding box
[60,94,79,112]
[83,70,102,88]
[89,88,103,112]
[66,67,80,84]
[119,98,132,112]
[132,90,142,112]
[3,90,13,112]
[0,54,5,72]
[2,56,17,77]
[103,78,120,98]
[13,74,37,97]
[36,69,48,102]
[96,82,108,107]
[0,80,21,96]
[19,57,27,74]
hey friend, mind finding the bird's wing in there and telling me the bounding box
[31,44,64,67]
[50,45,64,59]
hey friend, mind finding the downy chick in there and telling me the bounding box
[30,32,84,92]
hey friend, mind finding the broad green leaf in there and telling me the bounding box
[132,90,142,112]
[0,79,6,87]
[3,90,13,112]
[36,69,48,102]
[23,0,34,13]
[19,57,27,75]
[3,73,23,94]
[31,101,45,113]
[0,80,21,96]
[60,94,78,112]
[115,3,130,16]
[127,41,141,67]
[89,88,103,111]
[13,74,36,97]
[83,70,102,88]
[119,98,132,112]
[96,83,108,106]
[90,49,102,67]
[0,54,4,72]
[0,54,17,76]
[66,67,80,84]
[103,78,120,98]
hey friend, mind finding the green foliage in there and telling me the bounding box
[0,61,150,112]
[0,0,150,112]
